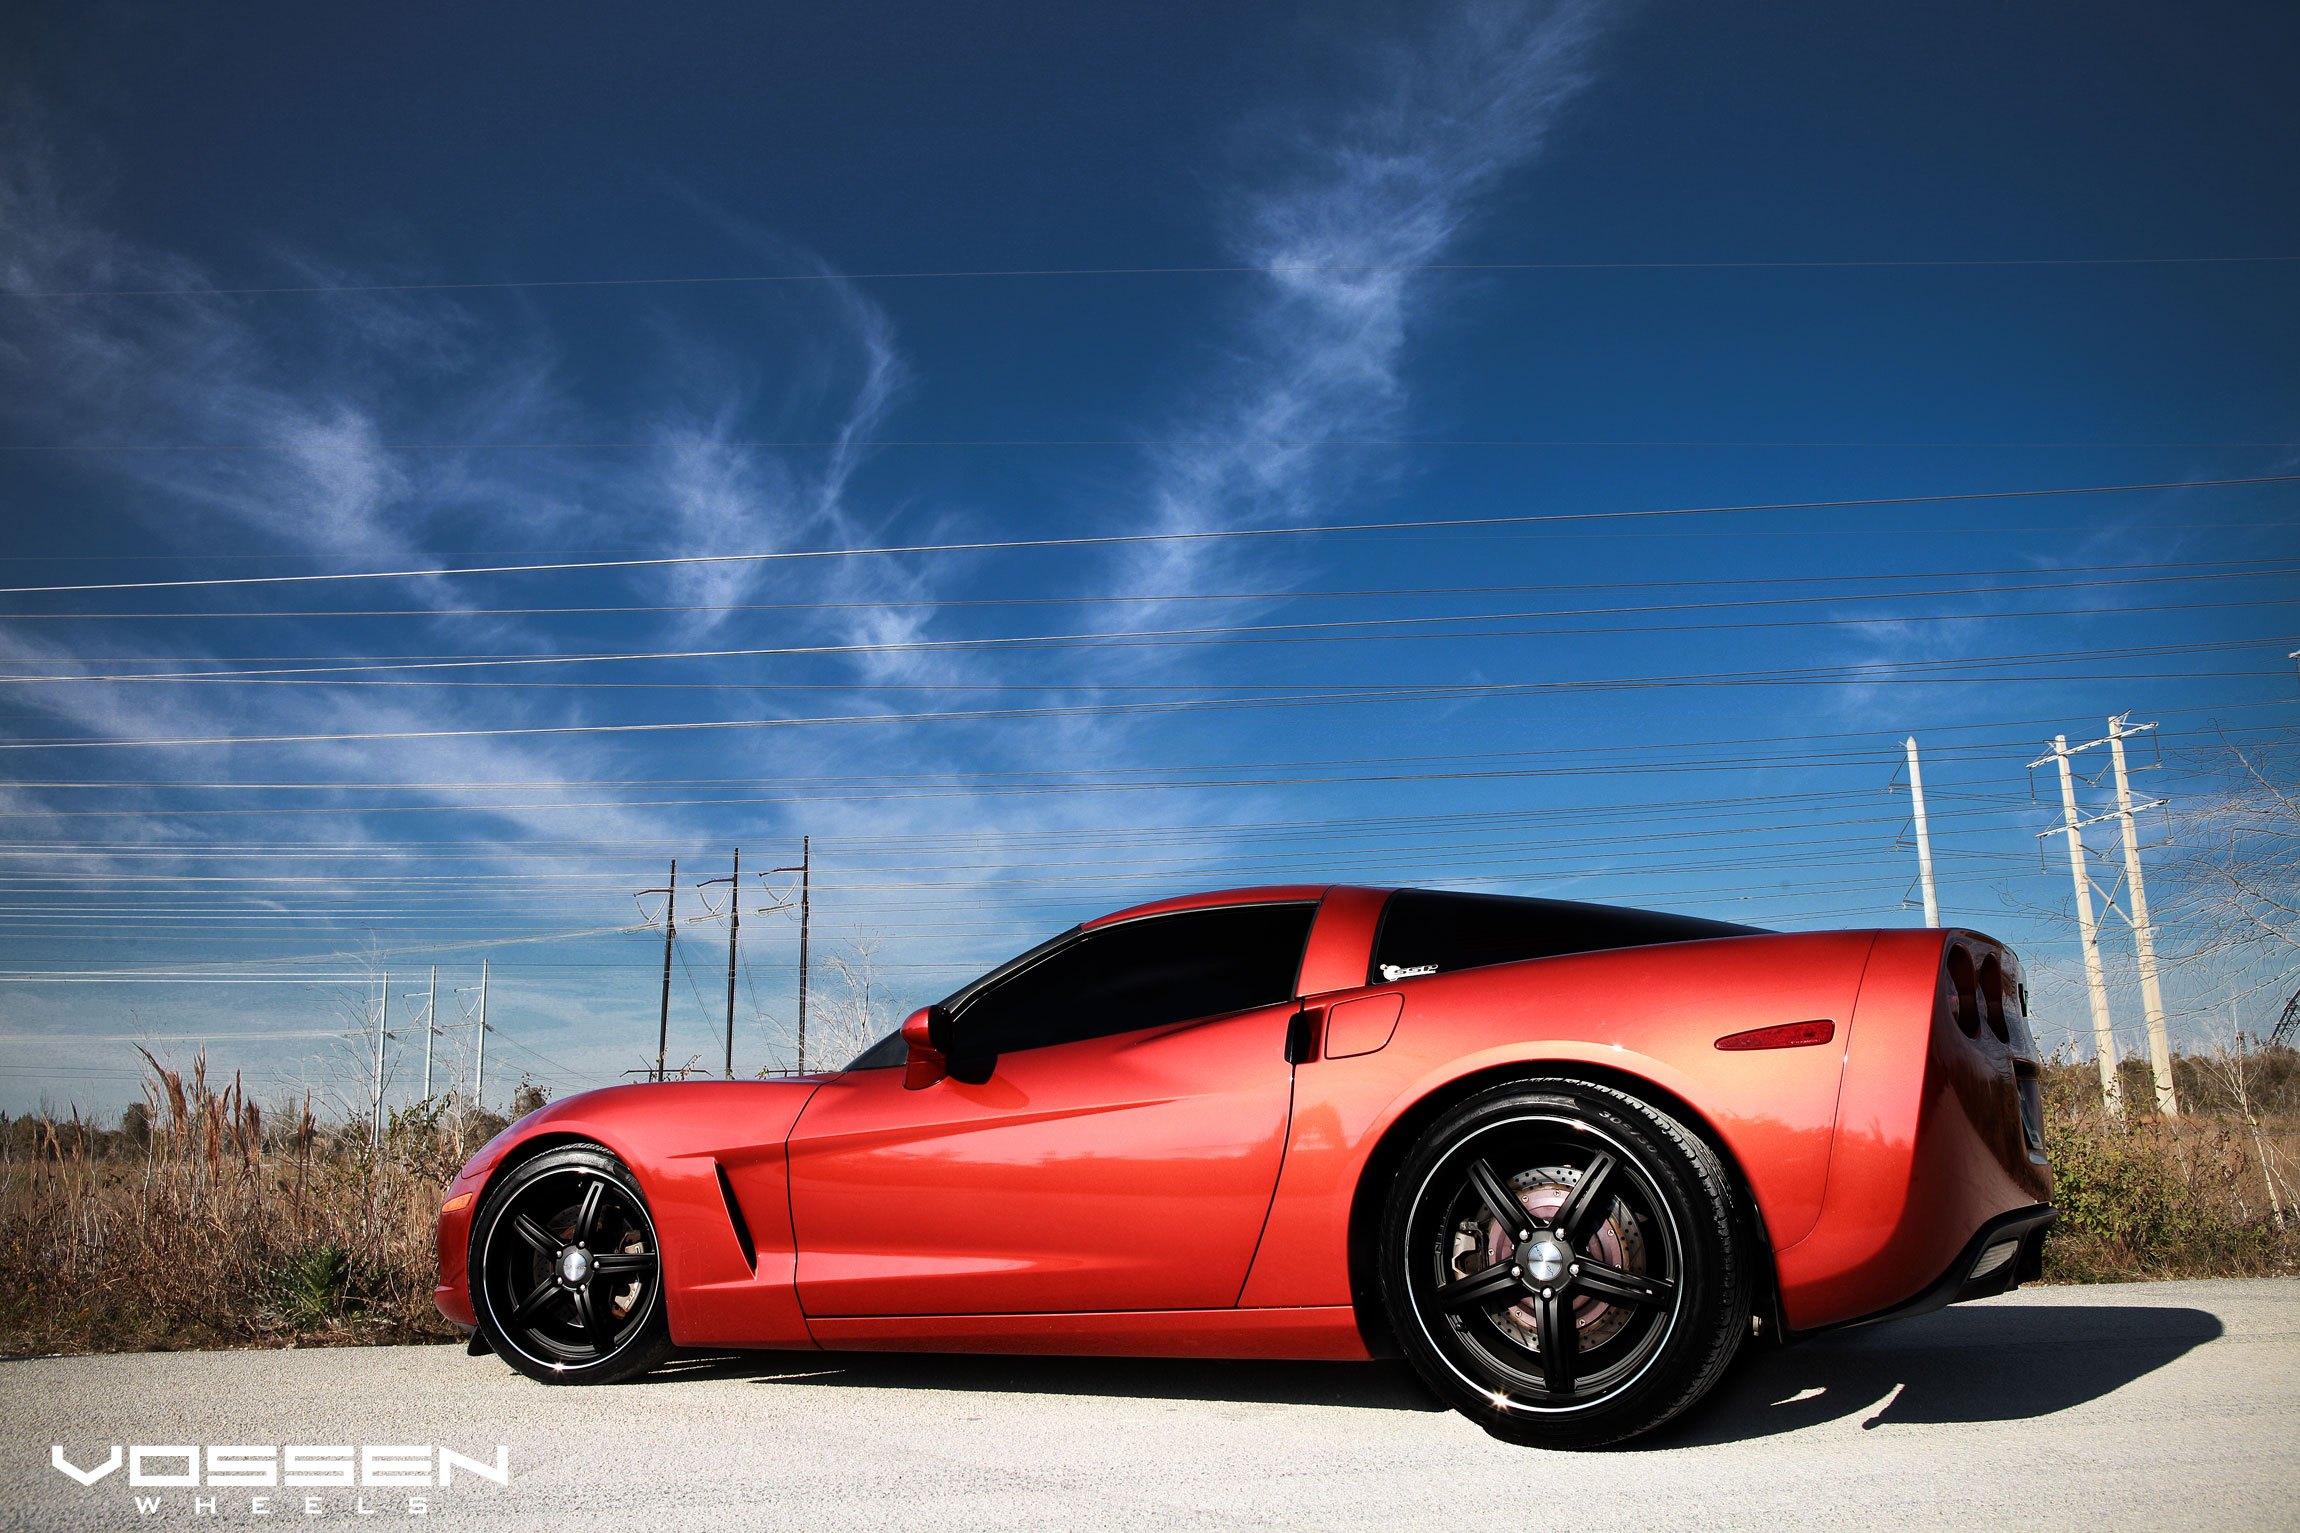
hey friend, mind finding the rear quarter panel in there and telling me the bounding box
[1240,930,1877,1309]
[1776,929,2054,1329]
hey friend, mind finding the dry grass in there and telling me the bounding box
[2038,1048,2300,1282]
[0,1051,528,1356]
[4,1047,2295,1357]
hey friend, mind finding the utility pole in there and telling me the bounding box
[470,959,490,1112]
[639,861,678,1082]
[699,849,742,1079]
[419,966,439,1103]
[1903,735,1940,928]
[2105,715,2177,1116]
[796,837,811,1072]
[2036,735,2122,1117]
[767,840,813,1073]
[371,968,391,1147]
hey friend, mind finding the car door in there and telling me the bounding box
[785,902,1315,1318]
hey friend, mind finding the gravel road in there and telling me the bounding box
[6,1278,2295,1531]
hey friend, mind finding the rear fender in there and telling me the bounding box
[1239,931,1875,1309]
[1776,929,2055,1331]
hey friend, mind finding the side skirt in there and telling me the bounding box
[807,1305,1372,1361]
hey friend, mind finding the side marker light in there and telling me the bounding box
[1714,1020,1836,1052]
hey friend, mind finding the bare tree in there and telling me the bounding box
[808,938,895,1070]
[2197,1027,2292,1230]
[2159,737,2300,977]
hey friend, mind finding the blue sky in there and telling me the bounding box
[1,0,2296,1116]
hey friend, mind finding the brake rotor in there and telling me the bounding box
[1449,1163,1646,1353]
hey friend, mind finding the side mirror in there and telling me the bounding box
[901,1005,952,1090]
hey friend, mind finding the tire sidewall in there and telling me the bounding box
[1378,1079,1748,1448]
[469,1143,671,1385]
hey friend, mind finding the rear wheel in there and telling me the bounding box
[1378,1079,1751,1447]
[469,1144,673,1384]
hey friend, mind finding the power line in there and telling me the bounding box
[5,706,2285,794]
[5,553,2290,621]
[0,655,2286,752]
[0,684,1674,752]
[0,817,2026,896]
[1,473,2289,596]
[9,251,2297,300]
[7,521,2291,578]
[0,787,1965,846]
[0,737,2276,825]
[16,593,2293,685]
[12,436,2300,455]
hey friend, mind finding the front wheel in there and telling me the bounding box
[1378,1078,1752,1448]
[469,1143,674,1384]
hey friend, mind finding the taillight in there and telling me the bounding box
[2016,1068,2047,1154]
[1945,944,1981,1038]
[1977,955,2011,1042]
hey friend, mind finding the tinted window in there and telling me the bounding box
[1369,890,1758,985]
[957,903,1316,1057]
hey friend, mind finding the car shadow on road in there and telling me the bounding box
[1645,1302,2224,1449]
[651,1300,2221,1436]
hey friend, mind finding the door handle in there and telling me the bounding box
[1284,1007,1323,1065]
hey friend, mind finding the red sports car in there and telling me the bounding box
[434,885,2055,1447]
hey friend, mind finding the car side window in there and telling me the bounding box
[957,903,1316,1058]
[1368,889,1759,984]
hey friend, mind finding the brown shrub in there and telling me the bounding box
[2039,1056,2299,1282]
[0,1053,521,1356]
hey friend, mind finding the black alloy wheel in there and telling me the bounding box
[1380,1079,1753,1448]
[470,1143,674,1384]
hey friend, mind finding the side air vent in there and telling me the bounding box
[715,1162,758,1272]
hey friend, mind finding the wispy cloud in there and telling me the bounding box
[1,154,466,566]
[1122,0,1608,611]
[0,133,872,975]
[641,266,909,633]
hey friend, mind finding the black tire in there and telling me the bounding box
[1377,1078,1751,1448]
[469,1143,674,1385]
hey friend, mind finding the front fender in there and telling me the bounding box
[436,1080,825,1349]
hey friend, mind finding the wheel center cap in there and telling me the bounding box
[1524,1236,1569,1285]
[558,1246,591,1285]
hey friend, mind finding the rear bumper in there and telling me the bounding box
[1795,1203,2055,1337]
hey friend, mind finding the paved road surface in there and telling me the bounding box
[6,1279,2295,1531]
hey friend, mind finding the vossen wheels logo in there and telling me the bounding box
[51,1444,510,1518]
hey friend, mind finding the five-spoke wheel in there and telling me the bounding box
[1380,1079,1752,1447]
[470,1144,673,1384]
